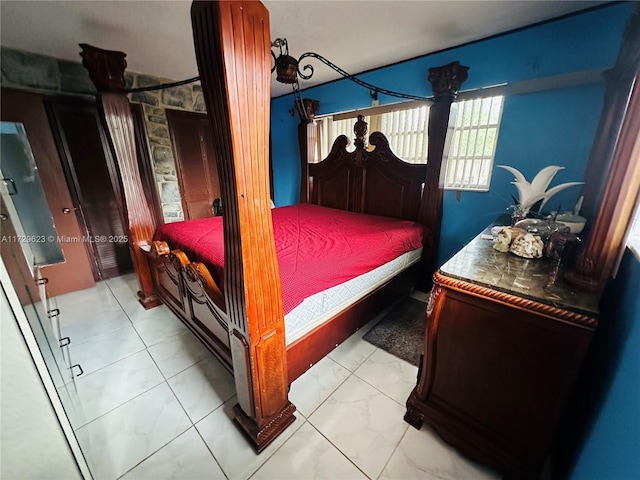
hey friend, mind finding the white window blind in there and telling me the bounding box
[378,106,430,164]
[316,116,359,161]
[316,105,431,163]
[312,95,504,191]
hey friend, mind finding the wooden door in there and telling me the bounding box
[167,109,220,220]
[0,89,95,296]
[46,98,133,280]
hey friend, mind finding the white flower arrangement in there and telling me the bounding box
[497,165,583,216]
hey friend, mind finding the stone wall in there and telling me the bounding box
[128,74,206,222]
[1,47,204,223]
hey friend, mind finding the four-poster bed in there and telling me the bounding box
[81,0,468,453]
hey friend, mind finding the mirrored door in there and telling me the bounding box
[0,120,92,477]
[1,121,65,269]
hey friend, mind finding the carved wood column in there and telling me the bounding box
[295,98,320,203]
[191,1,295,452]
[566,7,639,295]
[80,44,160,308]
[418,62,469,286]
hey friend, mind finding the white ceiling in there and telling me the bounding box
[1,1,608,97]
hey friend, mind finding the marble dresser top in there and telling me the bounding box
[439,224,599,318]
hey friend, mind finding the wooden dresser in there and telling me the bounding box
[405,225,599,479]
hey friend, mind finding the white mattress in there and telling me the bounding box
[284,247,422,345]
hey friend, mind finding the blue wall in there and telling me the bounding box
[556,249,640,480]
[270,2,633,266]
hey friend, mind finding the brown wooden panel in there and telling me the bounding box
[406,271,595,479]
[167,109,221,220]
[432,292,589,457]
[48,103,133,279]
[170,114,208,218]
[362,166,409,219]
[312,167,351,211]
[1,89,95,296]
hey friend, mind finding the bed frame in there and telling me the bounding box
[81,1,468,453]
[146,115,431,381]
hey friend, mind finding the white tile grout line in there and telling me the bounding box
[193,422,230,480]
[67,277,417,480]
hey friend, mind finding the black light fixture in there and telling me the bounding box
[270,37,432,105]
[271,38,299,84]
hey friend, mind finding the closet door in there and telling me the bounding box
[46,98,133,280]
[167,109,220,220]
[1,89,95,296]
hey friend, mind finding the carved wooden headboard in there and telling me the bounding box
[309,115,428,222]
[297,61,469,280]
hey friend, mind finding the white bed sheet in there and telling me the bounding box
[284,247,422,345]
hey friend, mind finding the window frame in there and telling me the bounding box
[443,95,504,192]
[311,94,505,192]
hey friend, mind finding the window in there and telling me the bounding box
[312,95,504,191]
[444,96,504,191]
[627,201,640,259]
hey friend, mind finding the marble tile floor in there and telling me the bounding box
[54,273,500,480]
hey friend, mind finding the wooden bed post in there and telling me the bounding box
[191,1,295,452]
[418,62,469,286]
[296,98,320,203]
[565,7,639,295]
[80,44,160,308]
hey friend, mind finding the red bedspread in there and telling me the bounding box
[154,204,424,314]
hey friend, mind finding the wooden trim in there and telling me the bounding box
[433,272,598,329]
[79,43,160,307]
[418,62,469,286]
[97,93,160,307]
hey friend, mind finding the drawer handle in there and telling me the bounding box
[59,337,71,348]
[71,364,84,377]
[47,308,60,319]
[2,178,18,195]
